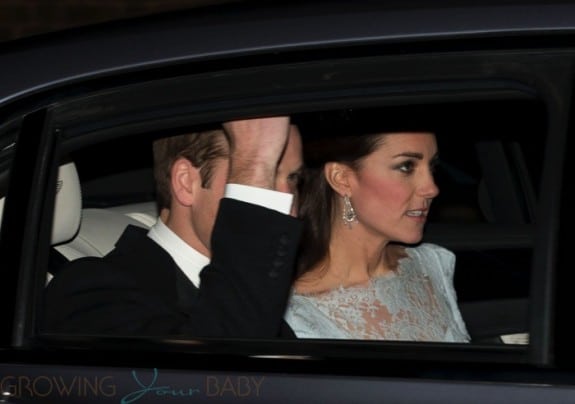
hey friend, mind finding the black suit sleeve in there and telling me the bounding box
[42,199,301,338]
[193,198,301,337]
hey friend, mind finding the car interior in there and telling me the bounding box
[0,96,543,348]
[0,28,555,358]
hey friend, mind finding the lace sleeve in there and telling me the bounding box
[285,292,350,339]
[414,243,470,342]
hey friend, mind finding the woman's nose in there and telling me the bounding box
[420,171,439,199]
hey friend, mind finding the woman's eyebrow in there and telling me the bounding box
[392,152,424,159]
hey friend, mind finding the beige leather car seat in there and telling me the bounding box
[0,162,157,283]
[0,161,82,248]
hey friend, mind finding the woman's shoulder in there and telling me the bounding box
[404,242,456,277]
[407,242,455,258]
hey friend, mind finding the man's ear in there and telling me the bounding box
[324,162,352,196]
[170,157,201,207]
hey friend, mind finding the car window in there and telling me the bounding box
[0,44,564,372]
[30,96,544,348]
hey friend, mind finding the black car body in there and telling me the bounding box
[0,0,574,402]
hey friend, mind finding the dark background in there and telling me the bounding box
[0,0,240,43]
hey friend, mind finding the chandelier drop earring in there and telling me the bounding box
[342,194,358,228]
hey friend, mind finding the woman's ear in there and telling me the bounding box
[324,162,352,196]
[170,157,201,207]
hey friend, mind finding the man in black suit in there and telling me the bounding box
[42,116,304,337]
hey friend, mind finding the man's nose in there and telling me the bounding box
[276,178,297,195]
[276,180,290,194]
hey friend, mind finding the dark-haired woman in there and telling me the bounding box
[285,130,469,342]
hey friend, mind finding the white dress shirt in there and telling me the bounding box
[147,184,293,287]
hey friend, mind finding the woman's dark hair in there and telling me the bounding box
[296,133,385,278]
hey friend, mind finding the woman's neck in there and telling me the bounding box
[295,223,395,293]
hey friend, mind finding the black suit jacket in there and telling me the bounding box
[42,199,301,338]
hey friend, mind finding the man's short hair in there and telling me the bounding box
[153,129,228,210]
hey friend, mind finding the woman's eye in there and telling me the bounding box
[396,160,415,173]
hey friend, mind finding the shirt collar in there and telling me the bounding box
[147,218,209,287]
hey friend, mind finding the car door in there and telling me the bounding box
[1,1,575,403]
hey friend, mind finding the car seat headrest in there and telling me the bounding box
[51,162,82,245]
[0,161,82,245]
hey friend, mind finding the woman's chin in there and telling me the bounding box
[401,233,424,245]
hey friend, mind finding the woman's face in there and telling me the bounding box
[347,132,439,244]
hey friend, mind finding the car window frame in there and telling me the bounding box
[0,43,570,372]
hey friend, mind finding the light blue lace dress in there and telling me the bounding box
[285,243,470,342]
